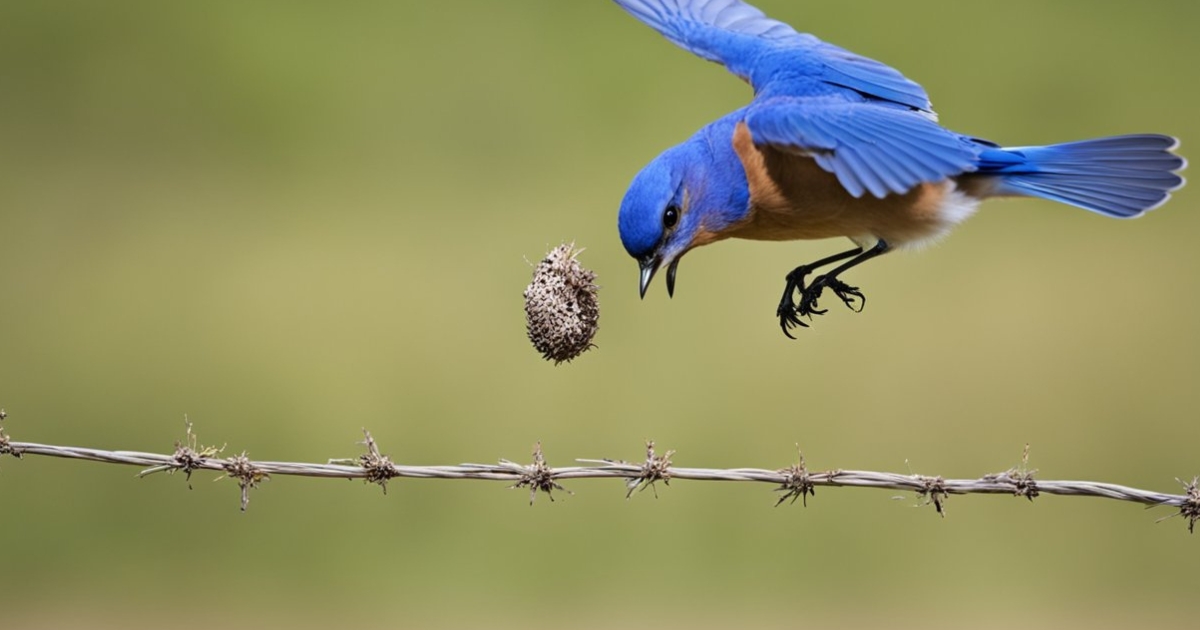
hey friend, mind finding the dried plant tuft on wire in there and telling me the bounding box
[356,430,399,493]
[524,243,599,364]
[1159,477,1200,534]
[223,453,269,511]
[916,476,950,517]
[507,442,572,505]
[1,410,1198,533]
[1184,479,1200,534]
[0,408,20,460]
[982,443,1040,501]
[138,417,224,488]
[625,440,674,498]
[775,446,822,507]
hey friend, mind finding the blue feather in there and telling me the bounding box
[809,41,933,113]
[611,0,933,113]
[746,96,979,197]
[983,136,1187,218]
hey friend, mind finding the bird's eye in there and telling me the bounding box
[663,205,680,229]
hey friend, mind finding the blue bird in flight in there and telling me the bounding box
[612,0,1186,337]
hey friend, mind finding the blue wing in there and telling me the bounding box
[611,0,934,113]
[746,97,982,198]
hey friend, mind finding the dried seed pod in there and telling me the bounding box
[524,243,599,364]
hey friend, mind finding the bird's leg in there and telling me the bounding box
[798,240,890,322]
[779,240,891,337]
[777,246,862,337]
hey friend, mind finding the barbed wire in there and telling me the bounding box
[0,409,1196,532]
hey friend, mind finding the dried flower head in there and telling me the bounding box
[524,243,599,364]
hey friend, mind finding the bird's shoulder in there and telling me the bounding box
[750,40,933,113]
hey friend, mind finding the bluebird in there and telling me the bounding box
[612,0,1186,337]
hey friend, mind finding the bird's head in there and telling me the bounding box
[618,145,732,298]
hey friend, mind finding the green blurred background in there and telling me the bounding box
[1,1,1197,628]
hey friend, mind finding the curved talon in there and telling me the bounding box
[776,269,814,338]
[797,275,830,317]
[801,300,828,317]
[777,293,810,339]
[780,314,807,339]
[826,279,865,313]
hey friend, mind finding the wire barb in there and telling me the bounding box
[506,442,571,505]
[916,476,949,517]
[0,408,21,459]
[982,444,1040,501]
[139,418,225,486]
[622,440,674,499]
[1183,478,1200,534]
[357,430,398,494]
[1158,477,1200,534]
[222,452,269,512]
[775,446,817,507]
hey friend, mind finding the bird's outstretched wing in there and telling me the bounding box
[612,0,933,113]
[613,0,979,197]
[746,97,981,198]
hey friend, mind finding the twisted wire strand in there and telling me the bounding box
[2,422,1195,531]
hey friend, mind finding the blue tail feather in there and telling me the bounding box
[979,134,1187,218]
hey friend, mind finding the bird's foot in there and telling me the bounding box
[777,267,816,338]
[800,275,865,315]
[778,273,866,338]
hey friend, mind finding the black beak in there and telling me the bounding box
[638,256,657,299]
[638,255,681,299]
[665,258,680,298]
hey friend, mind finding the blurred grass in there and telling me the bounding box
[1,1,1198,629]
